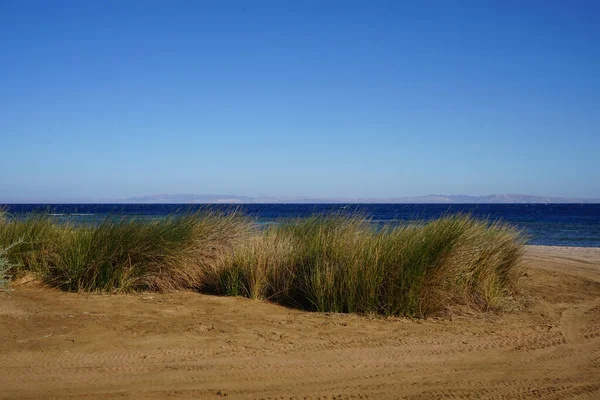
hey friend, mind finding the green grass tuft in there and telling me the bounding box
[0,212,66,277]
[0,211,525,316]
[0,239,25,291]
[0,248,11,291]
[218,213,525,316]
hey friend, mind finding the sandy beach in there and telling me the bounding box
[1,245,599,399]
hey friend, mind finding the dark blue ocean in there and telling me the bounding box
[2,204,599,247]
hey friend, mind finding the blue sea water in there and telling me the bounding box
[2,204,599,247]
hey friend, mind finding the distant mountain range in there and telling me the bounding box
[124,194,254,204]
[121,193,600,204]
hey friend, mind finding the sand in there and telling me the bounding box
[1,245,599,399]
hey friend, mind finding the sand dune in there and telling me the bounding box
[1,245,599,399]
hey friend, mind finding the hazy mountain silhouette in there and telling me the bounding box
[120,193,600,204]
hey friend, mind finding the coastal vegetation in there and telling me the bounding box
[0,210,525,316]
[0,246,11,291]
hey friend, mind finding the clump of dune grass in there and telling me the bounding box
[0,210,254,292]
[217,214,525,316]
[0,212,67,277]
[418,218,524,314]
[0,209,525,316]
[214,227,299,302]
[0,245,13,291]
[49,211,254,292]
[0,236,27,291]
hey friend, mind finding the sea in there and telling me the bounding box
[2,203,599,248]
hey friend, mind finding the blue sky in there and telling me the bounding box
[1,0,598,201]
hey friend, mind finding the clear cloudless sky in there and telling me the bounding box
[1,0,599,201]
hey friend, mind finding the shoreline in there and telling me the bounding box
[527,244,600,249]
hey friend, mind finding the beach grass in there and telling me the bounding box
[218,214,524,316]
[0,244,14,291]
[0,211,525,316]
[0,212,66,277]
